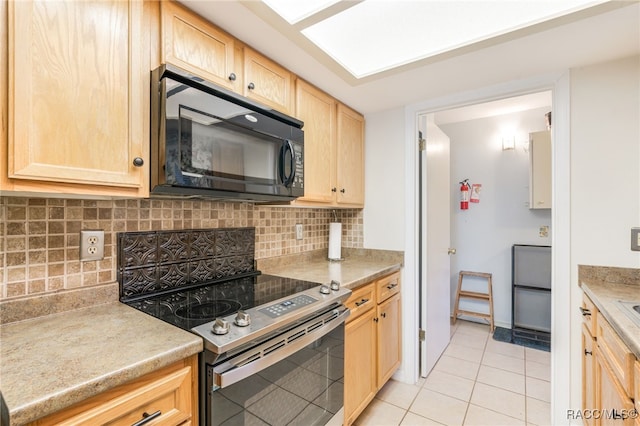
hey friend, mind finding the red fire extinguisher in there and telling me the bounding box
[460,179,470,210]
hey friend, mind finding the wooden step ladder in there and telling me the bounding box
[452,271,494,332]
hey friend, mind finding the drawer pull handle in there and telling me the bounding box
[381,312,387,318]
[579,307,591,317]
[132,410,161,426]
[584,349,592,356]
[386,283,398,290]
[355,298,369,307]
[374,317,379,323]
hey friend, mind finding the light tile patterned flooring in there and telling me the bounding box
[353,320,551,426]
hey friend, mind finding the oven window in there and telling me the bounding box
[209,326,344,426]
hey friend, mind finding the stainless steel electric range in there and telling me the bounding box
[118,228,351,426]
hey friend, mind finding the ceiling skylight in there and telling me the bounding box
[261,0,341,24]
[262,0,606,79]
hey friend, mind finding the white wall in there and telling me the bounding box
[440,107,552,327]
[568,54,640,413]
[363,107,406,251]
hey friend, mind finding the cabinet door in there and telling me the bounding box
[582,324,596,426]
[6,0,147,196]
[294,79,336,204]
[160,1,237,91]
[595,349,635,426]
[344,308,377,426]
[377,293,402,388]
[529,130,552,209]
[336,104,364,207]
[244,47,293,114]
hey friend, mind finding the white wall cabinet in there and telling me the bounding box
[529,130,552,209]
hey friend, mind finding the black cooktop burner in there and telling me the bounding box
[124,273,321,330]
[175,300,242,320]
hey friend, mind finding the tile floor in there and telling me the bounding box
[353,320,551,426]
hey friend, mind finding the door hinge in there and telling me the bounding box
[419,328,426,341]
[418,138,426,151]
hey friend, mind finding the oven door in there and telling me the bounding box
[206,306,348,426]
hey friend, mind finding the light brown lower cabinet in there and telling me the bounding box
[28,355,198,426]
[581,292,638,426]
[583,323,596,426]
[344,272,402,426]
[595,348,635,426]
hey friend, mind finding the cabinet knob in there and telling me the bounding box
[340,188,346,193]
[584,349,592,356]
[228,72,236,81]
[381,312,387,318]
[248,82,255,90]
[132,157,144,167]
[331,187,337,192]
[373,317,379,323]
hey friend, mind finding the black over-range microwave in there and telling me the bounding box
[150,64,304,202]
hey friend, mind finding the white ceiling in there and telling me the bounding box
[264,0,606,79]
[179,0,640,115]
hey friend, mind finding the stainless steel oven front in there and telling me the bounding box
[199,304,348,426]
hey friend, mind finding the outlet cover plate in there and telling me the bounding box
[80,230,105,261]
[295,224,303,240]
[632,228,640,251]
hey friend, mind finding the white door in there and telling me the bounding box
[419,114,452,377]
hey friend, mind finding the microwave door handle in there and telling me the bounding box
[285,140,295,187]
[278,142,287,185]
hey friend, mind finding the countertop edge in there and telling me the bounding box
[342,264,402,290]
[580,281,640,358]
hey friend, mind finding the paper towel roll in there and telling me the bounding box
[328,222,342,260]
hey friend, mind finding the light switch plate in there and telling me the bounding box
[631,228,640,251]
[295,224,303,240]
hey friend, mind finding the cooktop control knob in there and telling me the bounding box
[319,285,331,295]
[330,280,340,291]
[234,310,251,327]
[212,318,230,335]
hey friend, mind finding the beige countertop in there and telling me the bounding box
[257,248,404,290]
[579,265,640,358]
[0,302,203,425]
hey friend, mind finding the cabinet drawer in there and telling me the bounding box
[376,272,400,303]
[345,283,375,323]
[581,293,597,336]
[596,313,635,396]
[29,359,195,426]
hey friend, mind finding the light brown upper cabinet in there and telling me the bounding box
[160,0,238,91]
[3,0,149,197]
[243,47,294,115]
[293,80,365,208]
[294,80,336,204]
[336,103,365,207]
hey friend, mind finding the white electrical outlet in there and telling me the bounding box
[295,224,303,240]
[80,230,105,261]
[632,228,640,251]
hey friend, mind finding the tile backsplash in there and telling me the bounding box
[0,197,363,300]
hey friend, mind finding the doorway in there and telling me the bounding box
[417,91,554,423]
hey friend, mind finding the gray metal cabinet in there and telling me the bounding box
[512,244,551,343]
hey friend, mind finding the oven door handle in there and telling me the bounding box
[213,306,350,388]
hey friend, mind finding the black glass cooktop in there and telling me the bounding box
[124,274,321,330]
